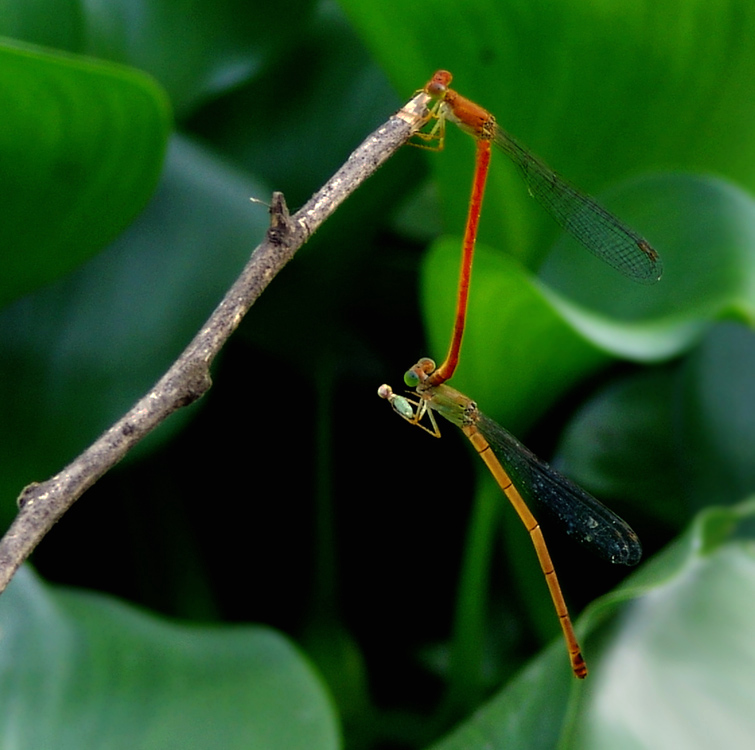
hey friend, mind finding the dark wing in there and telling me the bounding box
[477,411,642,565]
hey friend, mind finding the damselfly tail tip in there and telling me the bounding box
[574,656,588,679]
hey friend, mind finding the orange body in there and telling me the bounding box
[464,423,587,678]
[423,70,494,386]
[418,68,661,387]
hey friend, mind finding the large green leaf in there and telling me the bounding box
[555,368,685,529]
[575,504,755,750]
[677,322,755,511]
[0,566,340,749]
[557,322,755,530]
[0,39,170,307]
[430,500,755,750]
[542,174,755,359]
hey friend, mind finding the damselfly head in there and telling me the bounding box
[425,70,453,99]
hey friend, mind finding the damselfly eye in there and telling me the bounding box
[403,369,420,388]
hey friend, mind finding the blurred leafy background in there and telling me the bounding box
[2,0,755,748]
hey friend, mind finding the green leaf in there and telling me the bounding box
[191,7,403,209]
[84,0,316,116]
[574,502,755,750]
[429,499,755,750]
[541,174,755,360]
[0,0,316,116]
[0,39,171,307]
[0,0,83,51]
[555,368,685,529]
[557,322,755,529]
[0,566,340,750]
[677,322,755,511]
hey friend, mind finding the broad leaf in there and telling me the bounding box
[0,39,170,306]
[0,567,340,750]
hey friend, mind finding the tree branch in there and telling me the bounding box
[0,90,432,597]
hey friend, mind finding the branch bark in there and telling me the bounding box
[0,90,432,597]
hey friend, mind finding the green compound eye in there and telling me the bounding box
[403,369,420,388]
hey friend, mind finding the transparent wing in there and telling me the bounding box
[492,124,662,284]
[477,411,642,565]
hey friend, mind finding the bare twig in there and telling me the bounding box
[0,90,432,596]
